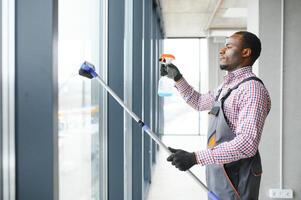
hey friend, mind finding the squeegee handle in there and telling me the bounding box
[208,191,220,200]
[92,74,219,200]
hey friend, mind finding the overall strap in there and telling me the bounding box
[221,76,264,102]
[215,88,223,101]
[220,76,264,126]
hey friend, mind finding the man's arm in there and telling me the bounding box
[161,63,216,111]
[167,80,271,170]
[175,77,215,111]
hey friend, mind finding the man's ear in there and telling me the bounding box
[242,48,251,58]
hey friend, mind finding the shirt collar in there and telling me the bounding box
[224,66,252,83]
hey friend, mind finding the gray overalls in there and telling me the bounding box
[206,77,263,200]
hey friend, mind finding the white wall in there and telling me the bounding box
[248,0,301,199]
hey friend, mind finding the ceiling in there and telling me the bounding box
[159,0,248,38]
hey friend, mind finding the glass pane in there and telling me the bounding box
[162,39,200,135]
[58,0,100,199]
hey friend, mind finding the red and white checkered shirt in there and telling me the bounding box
[175,66,271,166]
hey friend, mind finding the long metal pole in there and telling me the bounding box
[94,74,219,200]
[79,62,220,200]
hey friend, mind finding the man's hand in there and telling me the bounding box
[166,147,197,171]
[160,63,182,81]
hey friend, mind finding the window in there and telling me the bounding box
[1,0,16,199]
[58,0,101,199]
[162,39,208,135]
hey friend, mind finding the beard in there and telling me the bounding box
[219,65,228,70]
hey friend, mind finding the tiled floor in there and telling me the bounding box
[147,135,208,200]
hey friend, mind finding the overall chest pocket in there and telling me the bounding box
[208,106,220,116]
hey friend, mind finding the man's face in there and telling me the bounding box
[219,34,245,72]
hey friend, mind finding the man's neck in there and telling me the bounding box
[227,65,249,73]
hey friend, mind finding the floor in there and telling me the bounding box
[147,135,208,200]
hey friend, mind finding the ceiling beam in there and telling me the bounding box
[204,0,224,32]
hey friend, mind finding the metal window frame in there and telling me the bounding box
[99,0,108,199]
[141,0,145,197]
[1,0,16,199]
[107,0,125,199]
[123,0,133,199]
[142,0,152,187]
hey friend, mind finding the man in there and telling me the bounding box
[163,31,271,200]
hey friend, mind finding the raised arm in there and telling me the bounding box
[161,63,216,111]
[175,77,215,111]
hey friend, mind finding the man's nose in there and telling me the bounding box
[219,47,225,55]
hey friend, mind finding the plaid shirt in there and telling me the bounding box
[175,66,271,166]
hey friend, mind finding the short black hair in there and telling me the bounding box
[234,31,261,65]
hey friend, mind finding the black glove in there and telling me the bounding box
[160,63,182,81]
[166,147,197,171]
[160,64,168,76]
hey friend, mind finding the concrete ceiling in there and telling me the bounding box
[159,0,248,38]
